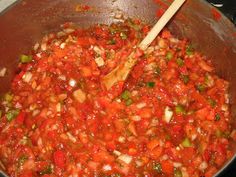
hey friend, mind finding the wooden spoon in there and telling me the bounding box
[102,0,186,90]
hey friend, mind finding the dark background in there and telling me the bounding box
[206,1,235,176]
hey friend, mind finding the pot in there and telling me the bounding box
[0,0,235,176]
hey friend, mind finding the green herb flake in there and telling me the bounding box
[186,45,193,56]
[215,114,221,121]
[153,162,162,173]
[6,109,19,122]
[146,82,155,88]
[121,90,131,100]
[120,32,127,40]
[174,168,183,177]
[39,165,53,175]
[107,39,116,45]
[166,51,173,61]
[180,75,189,84]
[208,98,216,108]
[18,155,28,167]
[176,58,184,67]
[20,54,32,63]
[175,105,185,115]
[196,84,205,92]
[125,99,133,106]
[181,137,192,147]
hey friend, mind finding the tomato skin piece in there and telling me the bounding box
[53,150,66,169]
[16,112,26,125]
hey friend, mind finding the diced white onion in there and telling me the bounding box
[118,136,126,143]
[199,161,208,171]
[64,28,75,34]
[93,46,103,55]
[95,57,105,67]
[73,89,86,103]
[22,72,32,83]
[60,43,66,49]
[136,102,147,109]
[113,150,121,156]
[173,162,182,168]
[69,78,77,87]
[118,154,133,164]
[33,43,40,51]
[164,106,173,123]
[103,164,112,171]
[191,134,197,141]
[130,115,141,122]
[41,43,47,51]
[0,67,7,77]
[56,103,62,112]
[66,132,77,143]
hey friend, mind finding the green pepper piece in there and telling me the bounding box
[6,109,19,122]
[215,114,221,121]
[174,168,183,177]
[181,137,192,147]
[39,165,53,175]
[208,98,216,108]
[20,54,32,63]
[107,39,116,45]
[175,105,185,115]
[121,90,131,100]
[196,84,205,92]
[180,74,189,84]
[166,51,173,61]
[176,58,184,67]
[153,162,162,173]
[186,45,193,56]
[125,99,133,106]
[4,93,13,102]
[147,82,155,88]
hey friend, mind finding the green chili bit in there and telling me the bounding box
[155,67,161,76]
[39,165,53,175]
[175,105,185,114]
[174,168,183,177]
[196,84,205,92]
[121,90,131,100]
[153,162,162,173]
[107,39,116,45]
[186,45,193,56]
[181,137,192,147]
[20,54,32,63]
[180,74,189,84]
[176,58,184,67]
[166,51,173,61]
[208,98,216,108]
[147,82,155,88]
[125,99,133,106]
[4,92,13,102]
[215,114,221,121]
[6,109,19,122]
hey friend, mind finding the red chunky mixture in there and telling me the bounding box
[0,20,235,177]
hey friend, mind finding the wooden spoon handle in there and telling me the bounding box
[139,0,186,50]
[102,0,186,90]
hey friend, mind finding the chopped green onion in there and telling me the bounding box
[125,99,133,106]
[147,82,155,88]
[181,137,192,147]
[166,51,173,61]
[6,109,19,122]
[175,105,185,115]
[121,90,131,100]
[176,58,184,67]
[186,45,193,56]
[120,32,127,40]
[174,168,183,177]
[208,98,216,108]
[39,165,53,175]
[20,54,32,63]
[107,39,116,45]
[196,84,205,92]
[180,74,189,84]
[153,162,162,173]
[215,114,221,121]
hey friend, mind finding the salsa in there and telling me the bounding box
[0,19,235,177]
